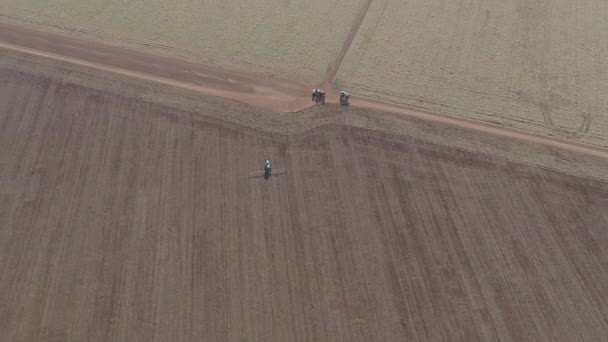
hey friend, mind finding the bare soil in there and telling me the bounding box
[2,66,608,341]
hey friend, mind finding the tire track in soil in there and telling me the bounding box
[322,0,374,87]
[541,106,592,139]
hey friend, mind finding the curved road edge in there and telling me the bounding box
[1,22,607,160]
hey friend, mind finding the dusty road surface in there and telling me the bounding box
[2,22,608,161]
[2,65,608,341]
[0,0,369,83]
[0,22,312,113]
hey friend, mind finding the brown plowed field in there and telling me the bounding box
[2,65,608,341]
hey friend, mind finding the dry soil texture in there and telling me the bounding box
[2,64,608,341]
[0,0,365,83]
[336,0,608,148]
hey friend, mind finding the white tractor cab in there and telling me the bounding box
[249,160,286,179]
[339,90,351,106]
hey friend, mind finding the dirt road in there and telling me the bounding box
[1,22,608,160]
[322,0,374,84]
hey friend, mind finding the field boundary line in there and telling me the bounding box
[349,96,608,159]
[323,0,374,85]
[2,22,608,160]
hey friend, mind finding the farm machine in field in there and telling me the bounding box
[265,160,272,178]
[312,89,326,105]
[249,160,287,180]
[339,91,351,106]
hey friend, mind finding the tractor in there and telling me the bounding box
[312,89,326,105]
[339,91,351,106]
